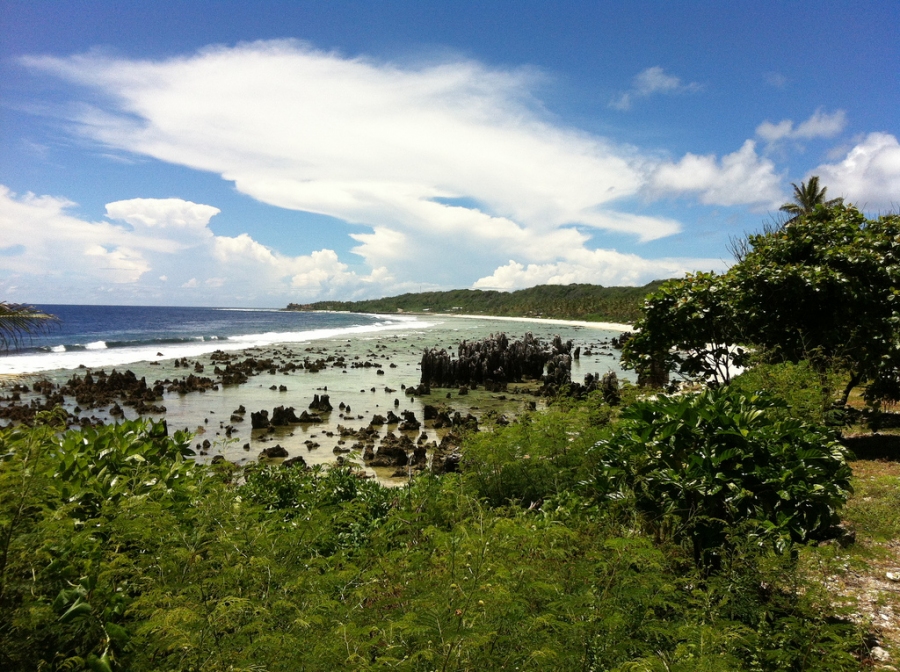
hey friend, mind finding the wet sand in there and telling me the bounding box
[1,315,631,484]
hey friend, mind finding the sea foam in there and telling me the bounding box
[0,316,434,375]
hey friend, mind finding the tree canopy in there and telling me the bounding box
[622,204,900,405]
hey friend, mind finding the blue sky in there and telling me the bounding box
[1,0,898,307]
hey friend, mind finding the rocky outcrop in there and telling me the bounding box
[270,405,300,426]
[61,369,164,410]
[309,394,333,412]
[431,431,463,475]
[398,410,420,431]
[364,431,412,467]
[259,444,289,459]
[283,455,308,468]
[251,410,270,429]
[419,332,574,394]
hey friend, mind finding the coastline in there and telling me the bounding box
[426,312,634,332]
[0,313,631,483]
[301,308,634,333]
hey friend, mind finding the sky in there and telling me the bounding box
[1,1,898,307]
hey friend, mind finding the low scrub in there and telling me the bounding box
[0,398,867,671]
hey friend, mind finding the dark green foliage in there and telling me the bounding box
[288,280,666,324]
[589,388,853,566]
[623,205,900,406]
[621,271,748,385]
[0,415,205,671]
[729,361,845,426]
[460,398,612,507]
[0,404,866,671]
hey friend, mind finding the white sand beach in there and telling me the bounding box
[427,313,634,332]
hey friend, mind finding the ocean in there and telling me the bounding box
[2,305,429,375]
[1,304,631,480]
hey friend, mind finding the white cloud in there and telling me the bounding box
[0,187,395,305]
[649,140,783,208]
[610,66,702,111]
[0,185,153,285]
[105,198,220,231]
[22,41,687,291]
[811,133,900,210]
[474,250,728,290]
[756,109,847,144]
[27,44,885,299]
[83,244,150,283]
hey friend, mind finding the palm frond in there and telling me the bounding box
[0,302,59,351]
[779,175,841,215]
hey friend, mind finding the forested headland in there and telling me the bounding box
[286,281,666,324]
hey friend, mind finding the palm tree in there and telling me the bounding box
[779,175,843,215]
[0,302,58,351]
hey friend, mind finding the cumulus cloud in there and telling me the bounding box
[811,133,900,210]
[756,109,847,145]
[21,41,689,290]
[474,250,728,291]
[0,185,153,286]
[0,187,391,305]
[105,198,220,231]
[649,140,783,208]
[610,66,702,111]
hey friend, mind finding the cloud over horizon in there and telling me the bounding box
[0,188,392,304]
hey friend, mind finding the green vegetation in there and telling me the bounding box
[0,302,57,351]
[623,204,900,407]
[287,281,667,324]
[591,388,852,565]
[1,388,876,670]
[779,175,843,216]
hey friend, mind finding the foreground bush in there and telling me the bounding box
[588,387,853,567]
[0,406,865,670]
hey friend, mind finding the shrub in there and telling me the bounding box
[588,387,853,567]
[729,360,846,426]
[461,402,611,507]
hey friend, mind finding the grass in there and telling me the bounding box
[806,457,900,663]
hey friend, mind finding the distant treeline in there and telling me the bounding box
[286,281,668,324]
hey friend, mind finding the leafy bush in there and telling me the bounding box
[0,406,868,670]
[588,387,853,566]
[460,401,611,507]
[623,206,900,407]
[50,417,198,521]
[0,416,206,671]
[730,360,846,426]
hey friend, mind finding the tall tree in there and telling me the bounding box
[0,302,58,351]
[622,205,900,407]
[779,175,843,215]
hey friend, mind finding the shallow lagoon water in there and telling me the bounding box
[1,314,632,482]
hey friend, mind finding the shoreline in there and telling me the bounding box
[0,316,631,483]
[426,312,634,332]
[304,309,634,333]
